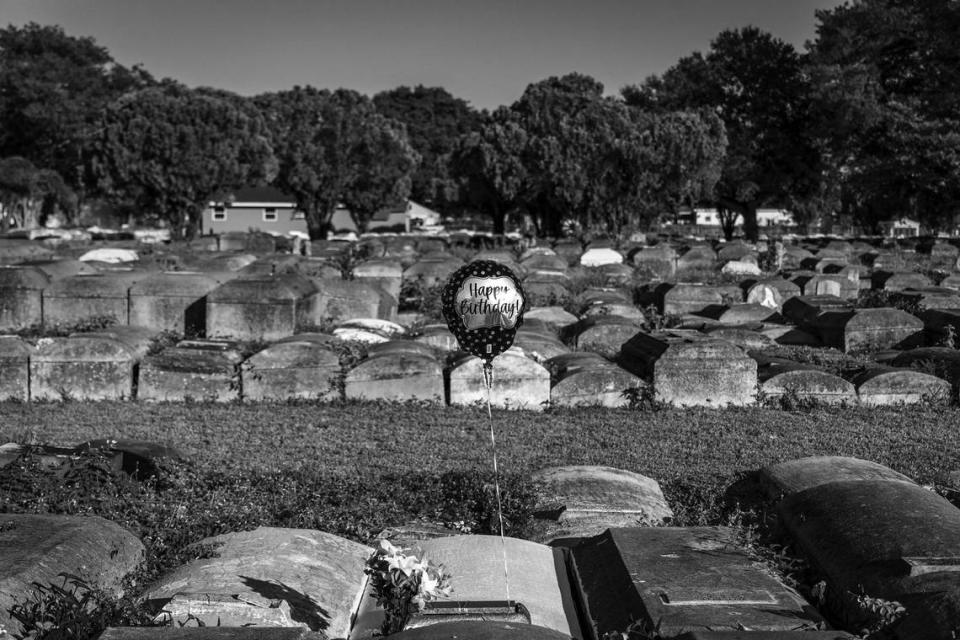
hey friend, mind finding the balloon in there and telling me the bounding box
[441,260,526,364]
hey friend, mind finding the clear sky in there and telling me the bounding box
[1,0,845,110]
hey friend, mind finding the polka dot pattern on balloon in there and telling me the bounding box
[441,260,527,365]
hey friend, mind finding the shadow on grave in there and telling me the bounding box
[239,576,331,632]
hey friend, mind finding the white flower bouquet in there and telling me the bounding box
[364,539,452,635]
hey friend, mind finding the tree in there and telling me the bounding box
[626,27,826,241]
[0,156,75,231]
[446,108,530,235]
[88,84,276,237]
[808,0,960,232]
[0,23,152,207]
[373,85,481,207]
[256,87,420,238]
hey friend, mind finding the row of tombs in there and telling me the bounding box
[0,322,956,407]
[3,454,960,639]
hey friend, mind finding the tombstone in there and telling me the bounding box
[813,308,924,353]
[351,535,579,639]
[0,513,145,635]
[619,333,757,407]
[631,245,677,279]
[207,274,317,341]
[0,238,54,264]
[553,239,584,265]
[522,252,569,272]
[760,325,822,347]
[138,341,244,402]
[853,366,951,405]
[0,336,32,401]
[43,272,143,328]
[30,336,136,401]
[760,456,916,500]
[447,349,550,410]
[873,271,934,292]
[513,329,570,361]
[579,247,623,267]
[354,259,403,303]
[676,245,717,271]
[530,466,672,543]
[549,360,645,408]
[939,274,960,291]
[898,287,960,311]
[403,257,464,288]
[717,303,780,325]
[523,307,579,332]
[238,254,305,277]
[413,325,459,352]
[577,287,631,308]
[778,479,960,602]
[781,245,815,270]
[745,278,801,311]
[705,327,776,351]
[143,527,369,637]
[312,278,397,323]
[717,241,756,263]
[781,295,853,333]
[195,252,258,273]
[75,326,163,360]
[803,274,859,300]
[344,351,444,403]
[366,339,438,359]
[522,280,571,307]
[570,528,823,639]
[383,237,420,267]
[571,316,642,359]
[661,284,737,317]
[758,363,856,406]
[889,347,960,390]
[0,266,49,331]
[720,260,761,277]
[596,262,635,286]
[129,272,222,335]
[242,341,341,402]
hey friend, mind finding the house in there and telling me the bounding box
[201,187,357,236]
[879,217,921,238]
[671,207,795,228]
[366,201,442,233]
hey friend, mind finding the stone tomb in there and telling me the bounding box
[129,272,225,335]
[99,629,327,640]
[872,271,934,292]
[412,325,459,352]
[530,465,672,543]
[745,278,801,311]
[523,307,579,332]
[812,307,923,353]
[0,266,49,331]
[570,527,822,639]
[43,272,144,327]
[571,316,642,360]
[206,274,317,341]
[138,341,244,402]
[757,363,856,406]
[852,366,951,405]
[512,329,570,361]
[890,346,960,390]
[781,295,853,333]
[630,245,677,279]
[548,356,644,408]
[353,259,403,303]
[619,332,757,407]
[350,535,580,639]
[312,278,397,323]
[143,527,370,638]
[242,341,342,402]
[447,349,550,410]
[0,336,32,401]
[403,257,465,288]
[777,479,960,601]
[579,247,623,267]
[31,335,137,401]
[716,303,780,325]
[760,456,915,500]
[344,348,444,403]
[0,513,144,635]
[676,245,718,271]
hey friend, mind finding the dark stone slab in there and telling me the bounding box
[386,621,573,640]
[570,527,822,638]
[98,627,326,640]
[674,632,854,640]
[760,456,914,499]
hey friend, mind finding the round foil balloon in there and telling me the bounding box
[441,260,526,363]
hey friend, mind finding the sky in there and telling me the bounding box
[2,0,846,110]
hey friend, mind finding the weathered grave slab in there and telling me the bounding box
[98,628,326,640]
[571,527,822,639]
[523,307,579,332]
[129,272,222,334]
[43,272,143,327]
[677,245,718,270]
[705,327,775,351]
[413,325,459,352]
[0,513,145,635]
[745,279,800,311]
[761,456,915,499]
[139,341,244,402]
[803,274,859,300]
[530,466,672,543]
[720,259,761,276]
[0,266,49,331]
[619,333,757,407]
[760,325,822,347]
[312,278,397,323]
[386,621,573,640]
[73,326,163,360]
[662,283,739,317]
[344,352,444,403]
[889,347,960,389]
[853,366,951,405]
[403,258,464,288]
[758,364,855,406]
[572,316,642,360]
[813,307,923,353]
[549,362,644,408]
[717,303,780,325]
[631,245,677,279]
[144,527,370,637]
[352,535,578,640]
[353,260,403,303]
[521,252,569,272]
[0,336,32,401]
[0,238,55,264]
[778,480,960,600]
[31,336,136,401]
[873,271,933,292]
[448,349,550,410]
[781,295,853,333]
[579,248,623,267]
[513,329,570,361]
[207,274,317,341]
[242,342,341,402]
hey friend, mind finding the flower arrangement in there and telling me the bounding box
[364,539,452,635]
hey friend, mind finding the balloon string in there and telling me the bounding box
[483,361,511,605]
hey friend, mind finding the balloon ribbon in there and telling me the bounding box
[483,360,511,603]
